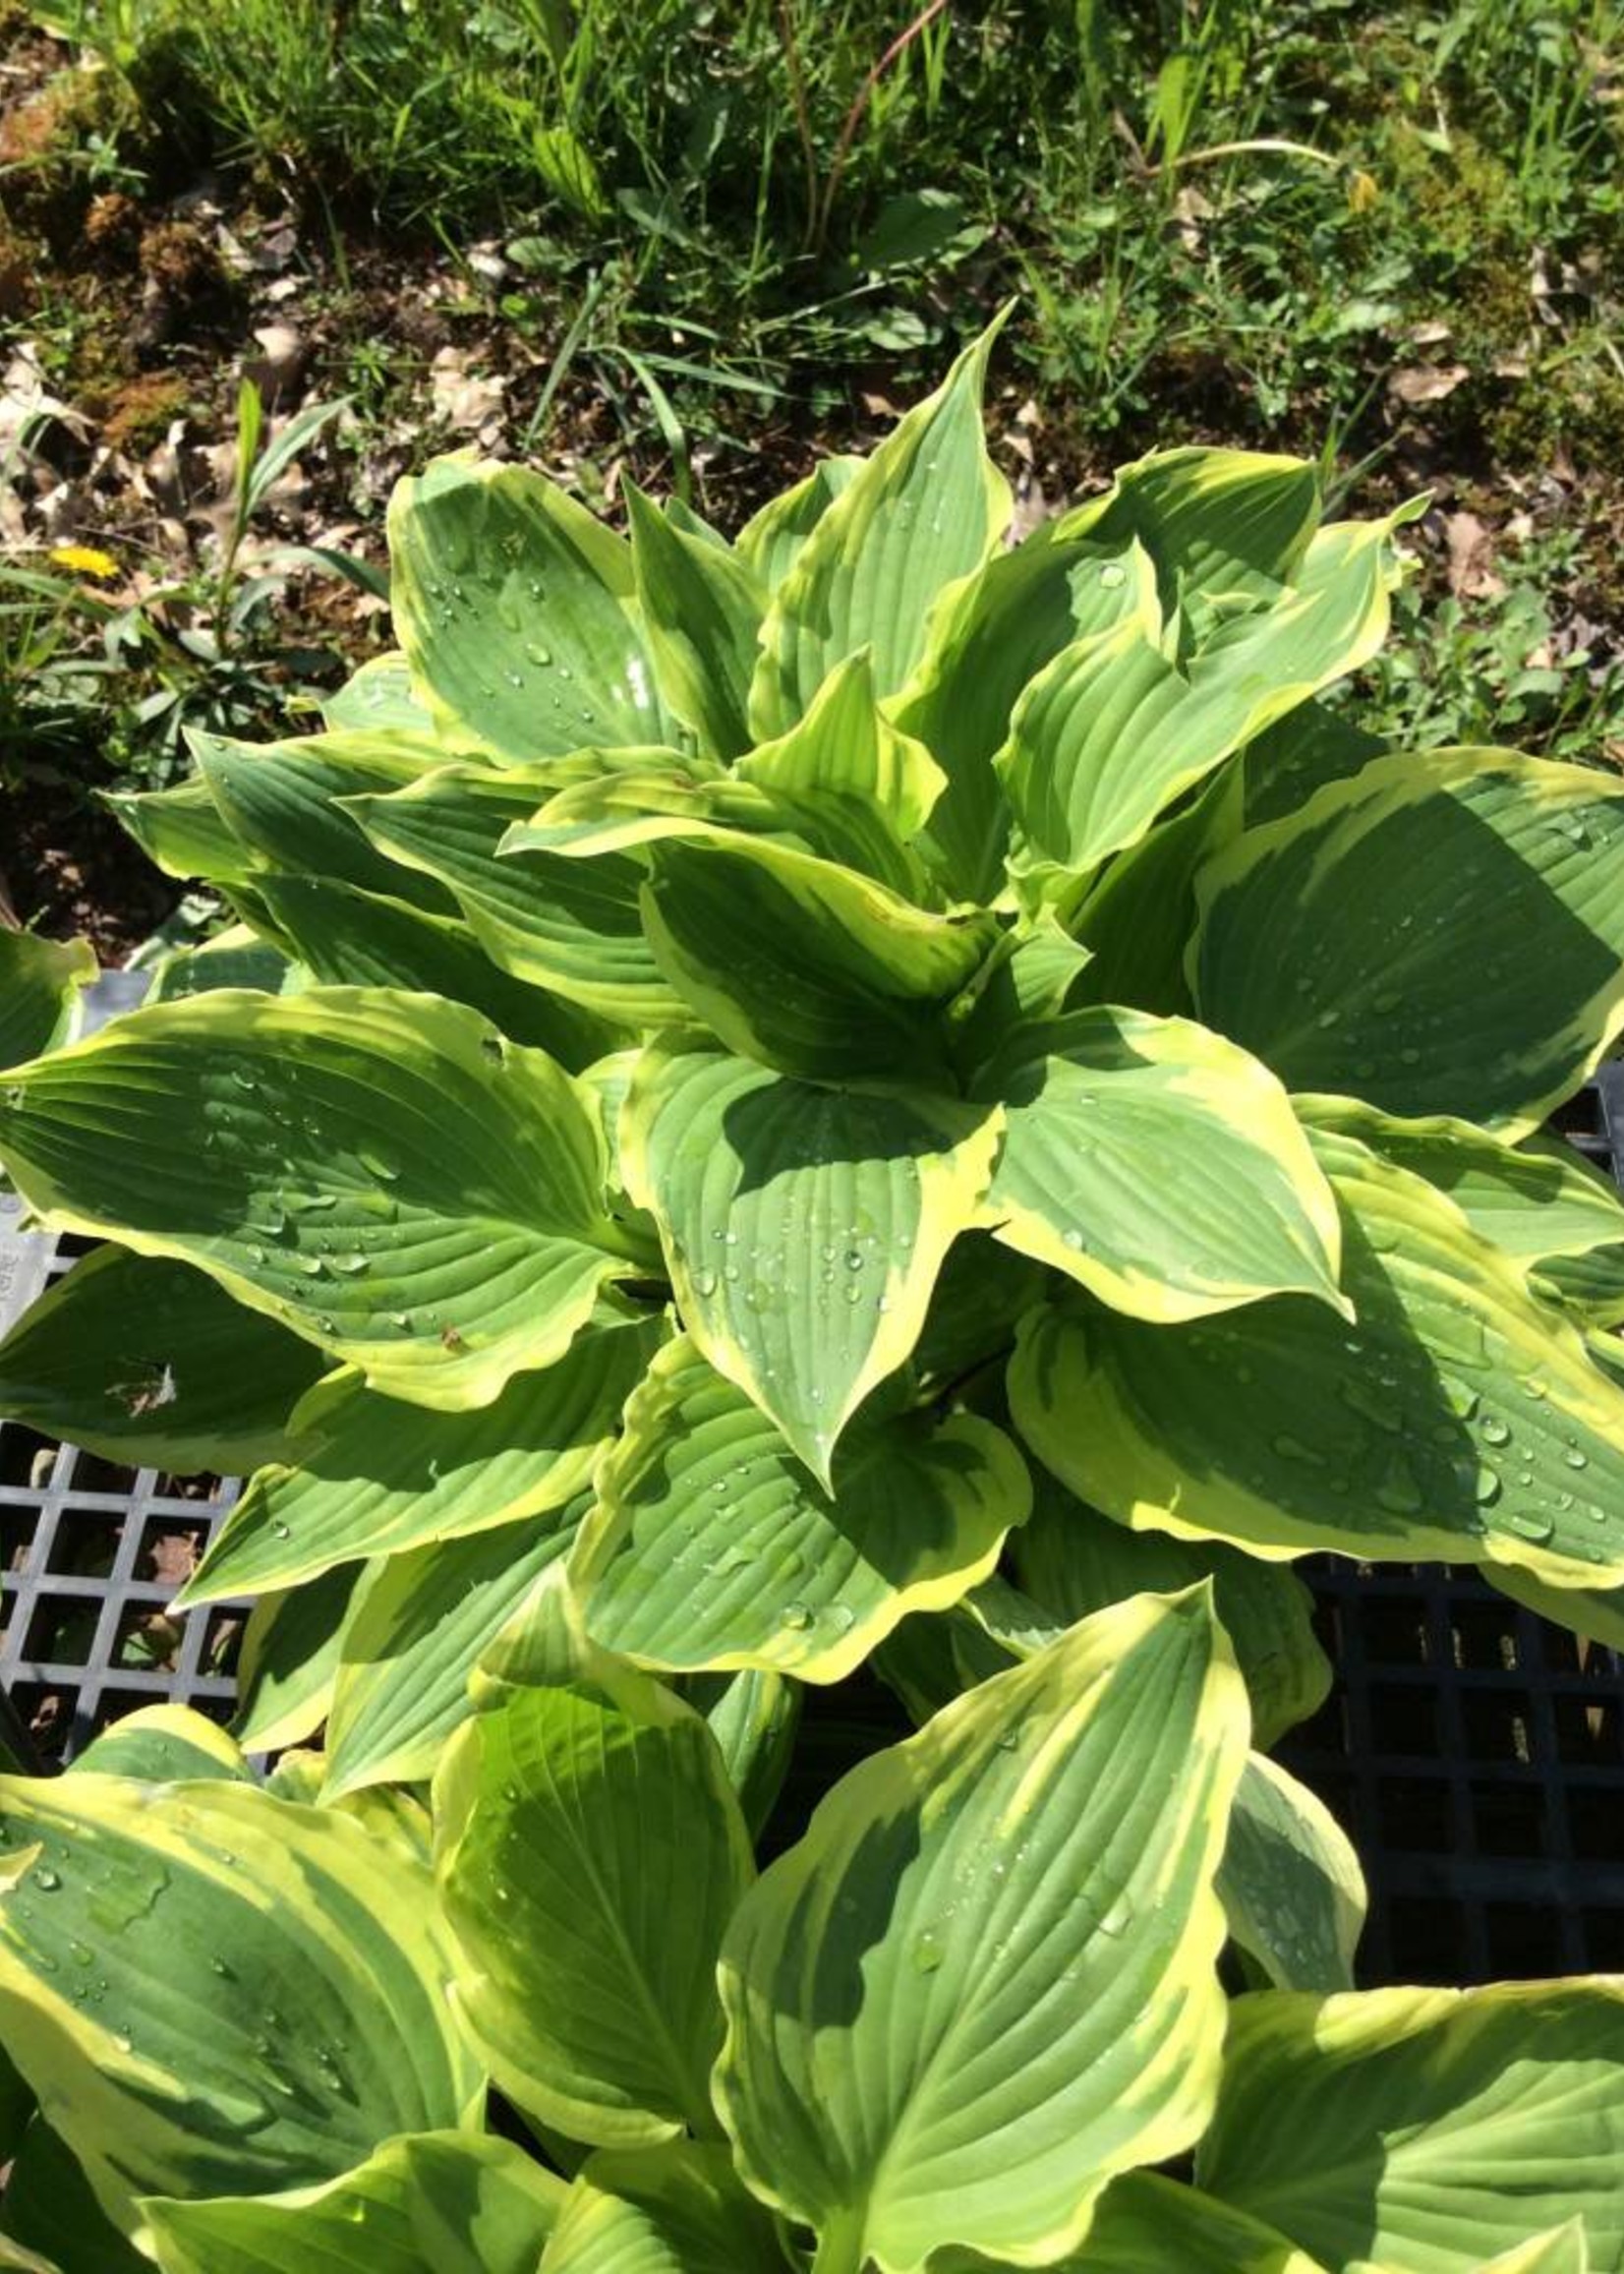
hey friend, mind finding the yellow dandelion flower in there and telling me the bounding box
[1347,169,1379,215]
[48,543,120,580]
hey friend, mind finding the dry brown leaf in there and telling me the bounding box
[245,322,308,402]
[1388,364,1471,404]
[429,346,507,438]
[0,344,90,455]
[1444,509,1504,600]
[145,1528,201,1586]
[1172,183,1213,255]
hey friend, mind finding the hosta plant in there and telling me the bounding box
[0,1603,1618,2274]
[1,321,1624,2265]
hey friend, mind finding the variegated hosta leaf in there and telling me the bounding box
[0,989,631,1412]
[434,1630,754,2146]
[496,758,778,862]
[185,1317,658,1602]
[734,454,861,590]
[909,1231,1047,1388]
[952,1589,1351,2003]
[321,650,435,733]
[714,1589,1248,2274]
[67,1705,249,1784]
[950,911,1096,1076]
[1475,2225,1591,2274]
[1010,1478,1329,1748]
[572,1334,1030,1681]
[1218,1755,1365,1993]
[0,1780,482,2241]
[685,1667,800,1840]
[871,1598,988,1727]
[262,1759,434,1868]
[347,763,682,1025]
[893,532,1152,896]
[540,2142,783,2274]
[621,1037,1001,1483]
[231,1566,359,1753]
[388,458,671,760]
[1197,1980,1624,2272]
[192,729,456,913]
[891,528,1160,900]
[737,651,945,887]
[249,875,617,1067]
[104,776,259,886]
[0,932,94,1071]
[625,480,765,760]
[976,1006,1344,1320]
[748,321,1011,738]
[636,833,998,1082]
[1063,446,1323,621]
[999,517,1402,896]
[0,1246,323,1474]
[145,2131,565,2274]
[1192,747,1624,1136]
[1067,764,1238,1019]
[145,926,300,1004]
[1487,1559,1624,1657]
[321,1502,586,1795]
[1034,2171,1329,2273]
[1298,1094,1624,1326]
[1240,701,1386,827]
[1011,1123,1624,1588]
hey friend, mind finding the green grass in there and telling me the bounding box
[19,0,1624,455]
[6,0,1624,856]
[1350,521,1624,765]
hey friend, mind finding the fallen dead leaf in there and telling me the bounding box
[1388,363,1471,404]
[1171,182,1213,255]
[1444,509,1504,600]
[430,345,508,438]
[0,343,90,454]
[145,1527,201,1586]
[245,321,308,403]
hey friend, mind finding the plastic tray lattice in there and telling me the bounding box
[0,1233,247,1766]
[1281,1064,1624,1984]
[1282,1564,1624,1982]
[0,976,249,1766]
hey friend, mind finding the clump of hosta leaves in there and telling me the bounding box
[3,321,1624,2269]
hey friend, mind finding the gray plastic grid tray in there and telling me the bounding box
[0,972,250,1766]
[0,1227,249,1767]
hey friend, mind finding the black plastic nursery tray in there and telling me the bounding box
[1277,1068,1624,1984]
[1280,1561,1624,1982]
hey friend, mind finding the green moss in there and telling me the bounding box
[1487,365,1624,476]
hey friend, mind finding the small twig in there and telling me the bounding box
[814,0,952,253]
